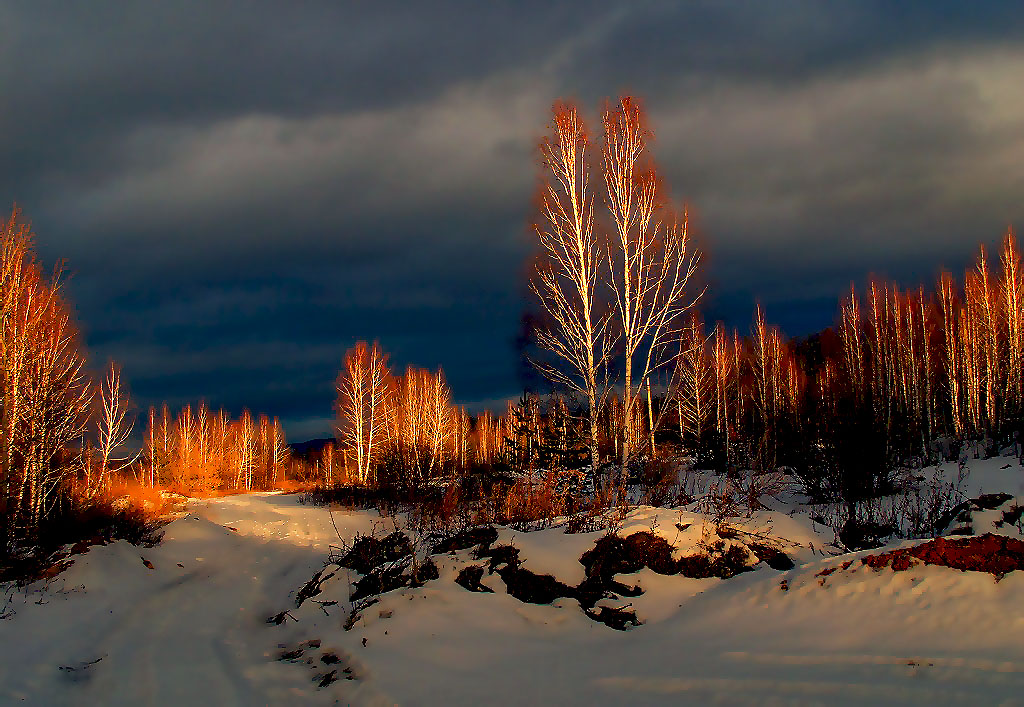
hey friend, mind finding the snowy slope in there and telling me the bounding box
[1,466,1023,706]
[0,494,380,705]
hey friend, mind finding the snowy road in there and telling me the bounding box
[3,488,1024,705]
[0,494,379,706]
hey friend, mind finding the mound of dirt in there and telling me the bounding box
[455,565,493,593]
[471,542,578,605]
[338,532,412,575]
[350,563,408,602]
[580,531,678,581]
[444,528,776,630]
[500,566,577,605]
[350,557,439,602]
[432,527,499,554]
[861,533,1024,577]
[994,504,1023,530]
[579,530,780,582]
[412,557,440,584]
[746,541,795,571]
[677,542,751,579]
[585,605,641,630]
[475,544,521,573]
[936,493,1015,536]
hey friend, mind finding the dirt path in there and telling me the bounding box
[0,494,377,706]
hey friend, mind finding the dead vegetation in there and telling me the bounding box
[937,493,1016,535]
[454,565,493,593]
[0,488,167,585]
[424,526,788,629]
[276,639,357,689]
[432,526,499,554]
[337,532,413,576]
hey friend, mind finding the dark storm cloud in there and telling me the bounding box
[4,1,1024,439]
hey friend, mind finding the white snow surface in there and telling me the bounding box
[1,458,1024,706]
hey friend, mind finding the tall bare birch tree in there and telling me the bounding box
[234,409,257,490]
[92,361,137,496]
[937,273,964,437]
[602,97,702,464]
[530,102,610,471]
[270,417,288,487]
[532,103,610,467]
[1000,231,1024,421]
[677,311,712,448]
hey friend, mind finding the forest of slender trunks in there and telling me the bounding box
[4,98,1024,559]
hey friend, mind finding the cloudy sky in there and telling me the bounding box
[4,1,1024,440]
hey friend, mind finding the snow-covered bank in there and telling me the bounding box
[1,465,1023,705]
[0,494,380,705]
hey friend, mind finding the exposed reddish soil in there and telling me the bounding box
[861,533,1024,577]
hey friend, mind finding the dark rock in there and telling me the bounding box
[339,532,412,575]
[585,605,641,630]
[455,565,494,593]
[432,527,499,554]
[746,541,795,571]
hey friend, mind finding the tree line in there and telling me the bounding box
[0,208,295,553]
[139,404,289,493]
[670,232,1024,510]
[6,94,1023,555]
[524,96,1024,519]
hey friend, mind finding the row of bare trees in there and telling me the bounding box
[1,208,92,547]
[331,339,678,488]
[530,96,702,469]
[141,404,289,493]
[1,207,306,554]
[335,342,473,488]
[528,96,1024,508]
[666,230,1024,506]
[0,209,151,550]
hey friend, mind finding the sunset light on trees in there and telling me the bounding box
[4,4,1024,704]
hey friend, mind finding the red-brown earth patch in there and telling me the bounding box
[861,533,1024,577]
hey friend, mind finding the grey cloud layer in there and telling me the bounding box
[4,2,1024,437]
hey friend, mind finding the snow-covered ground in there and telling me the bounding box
[2,456,1023,706]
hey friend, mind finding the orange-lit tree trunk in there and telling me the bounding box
[712,322,734,459]
[93,361,137,496]
[602,97,702,466]
[961,274,983,439]
[1000,231,1024,430]
[938,273,964,437]
[271,417,288,488]
[530,102,610,472]
[391,366,454,487]
[973,247,1001,439]
[336,341,392,485]
[750,305,788,469]
[677,312,711,451]
[1,208,91,543]
[235,409,256,490]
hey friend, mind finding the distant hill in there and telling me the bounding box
[289,437,334,460]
